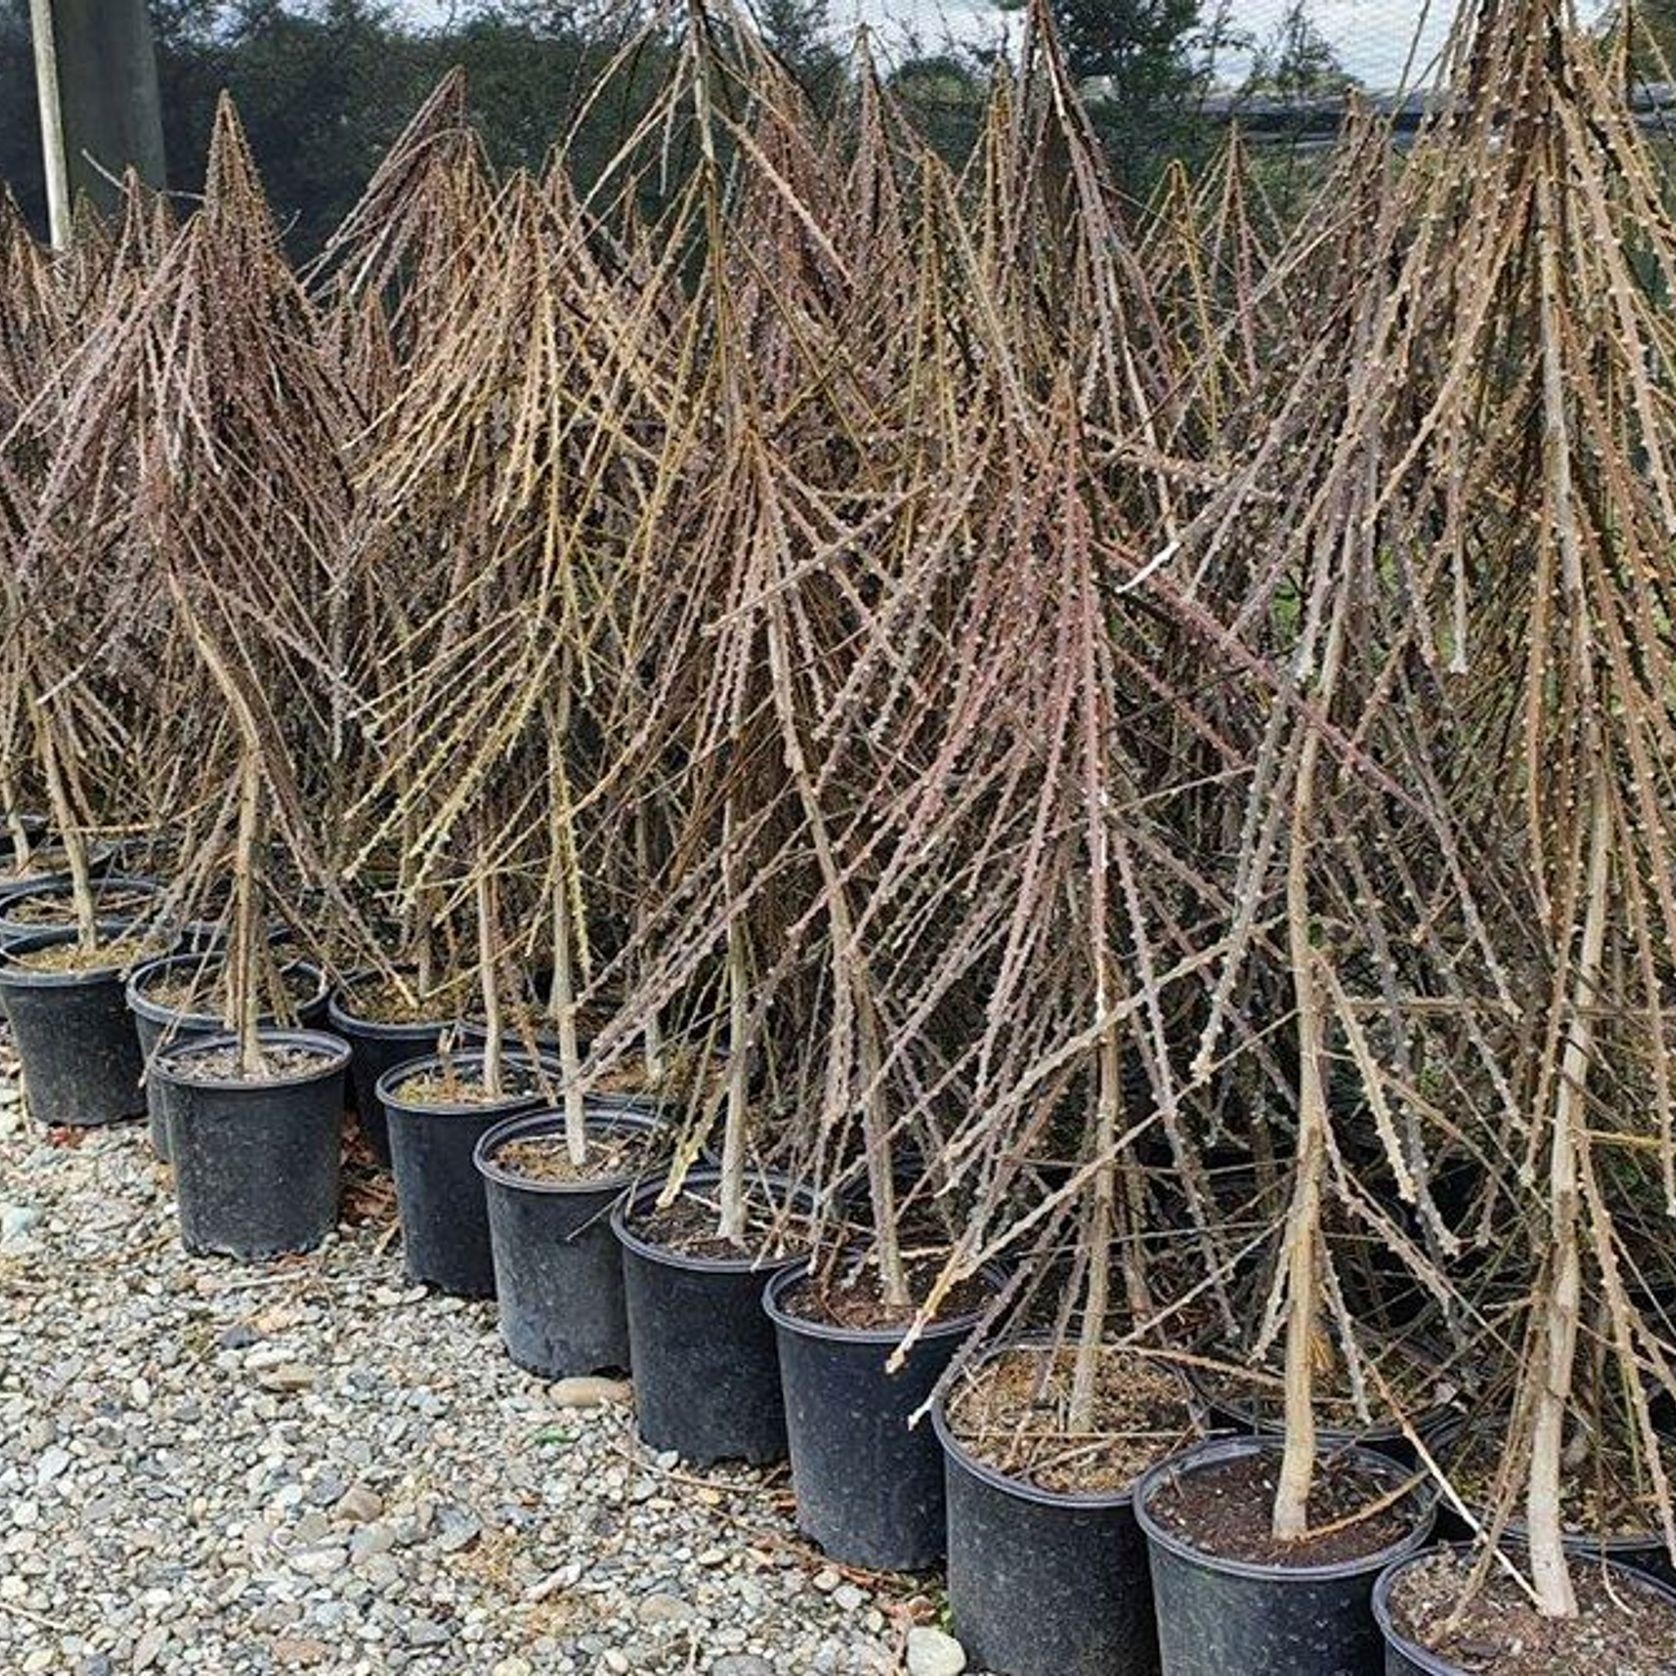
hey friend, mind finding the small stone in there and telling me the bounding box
[712,1659,774,1676]
[258,1363,316,1392]
[35,1445,70,1484]
[217,1322,259,1350]
[333,1482,383,1524]
[832,1583,865,1612]
[547,1376,632,1409]
[0,1203,42,1245]
[811,1569,841,1594]
[406,1617,450,1647]
[350,1521,396,1560]
[132,1627,167,1671]
[491,1661,532,1676]
[906,1627,967,1676]
[436,1505,481,1553]
[636,1592,694,1625]
[272,1638,331,1667]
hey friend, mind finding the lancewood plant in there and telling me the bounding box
[22,101,356,1059]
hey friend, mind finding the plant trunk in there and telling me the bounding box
[33,713,96,953]
[716,912,750,1242]
[228,751,264,1076]
[1272,593,1347,1543]
[1526,781,1610,1618]
[545,708,586,1168]
[475,869,503,1098]
[635,805,663,1086]
[1069,1055,1117,1433]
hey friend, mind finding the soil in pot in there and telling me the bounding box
[1133,1435,1436,1675]
[613,1170,813,1466]
[130,954,329,1160]
[328,973,473,1164]
[936,1342,1199,1676]
[0,838,111,892]
[1193,1327,1464,1464]
[1439,1418,1676,1580]
[156,1030,348,1259]
[0,931,157,1127]
[764,1254,1000,1572]
[477,1110,662,1378]
[1379,1545,1676,1675]
[378,1051,557,1297]
[0,876,159,944]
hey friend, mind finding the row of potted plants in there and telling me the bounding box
[3,1,1675,1672]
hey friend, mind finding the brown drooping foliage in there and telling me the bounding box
[2,0,1674,1627]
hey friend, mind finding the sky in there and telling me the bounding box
[397,1,1465,91]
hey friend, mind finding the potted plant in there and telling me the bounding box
[127,949,330,1159]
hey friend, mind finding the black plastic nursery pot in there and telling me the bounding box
[932,1345,1163,1676]
[1432,1424,1676,1585]
[377,1051,557,1298]
[1132,1436,1436,1676]
[0,874,160,951]
[0,930,150,1127]
[1194,1372,1463,1469]
[762,1259,999,1573]
[154,1029,349,1259]
[476,1108,663,1379]
[1372,1544,1676,1676]
[328,983,465,1165]
[611,1168,810,1466]
[128,955,330,1161]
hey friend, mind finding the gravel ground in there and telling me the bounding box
[0,1035,951,1676]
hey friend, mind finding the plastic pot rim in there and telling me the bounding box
[327,979,466,1043]
[128,953,329,1032]
[761,1253,1000,1350]
[1132,1434,1436,1585]
[0,872,160,917]
[152,1027,352,1092]
[1186,1327,1464,1452]
[474,1107,660,1196]
[375,1049,562,1120]
[611,1166,814,1278]
[0,839,117,898]
[1371,1541,1676,1675]
[0,927,172,988]
[1444,1420,1676,1558]
[932,1336,1183,1512]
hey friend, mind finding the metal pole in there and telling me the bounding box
[27,0,167,245]
[28,0,71,249]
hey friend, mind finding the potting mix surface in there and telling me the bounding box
[1147,1450,1421,1566]
[167,1042,340,1083]
[947,1343,1196,1494]
[492,1128,653,1184]
[1388,1548,1676,1673]
[779,1257,994,1332]
[630,1189,812,1263]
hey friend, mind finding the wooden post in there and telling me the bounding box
[28,0,166,246]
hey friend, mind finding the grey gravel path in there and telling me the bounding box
[0,1038,947,1676]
